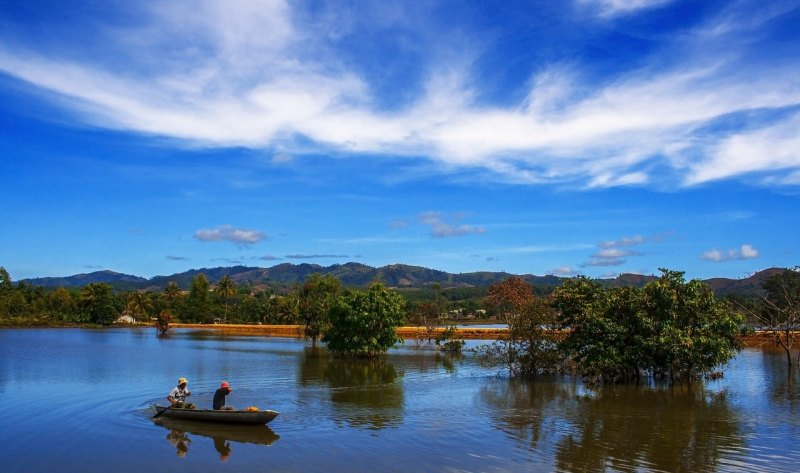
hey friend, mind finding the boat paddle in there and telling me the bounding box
[153,405,171,419]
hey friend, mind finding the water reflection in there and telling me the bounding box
[154,417,279,460]
[300,349,405,430]
[480,378,576,451]
[556,386,743,473]
[760,346,800,408]
[481,379,746,473]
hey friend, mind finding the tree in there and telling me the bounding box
[553,269,744,384]
[216,275,236,323]
[79,283,117,325]
[323,283,405,356]
[298,274,340,348]
[155,309,172,335]
[477,296,562,377]
[484,276,534,323]
[186,273,211,323]
[757,268,800,366]
[0,267,12,294]
[126,291,153,322]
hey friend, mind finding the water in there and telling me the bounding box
[0,328,798,472]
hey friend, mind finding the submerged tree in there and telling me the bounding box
[755,268,800,367]
[553,269,744,384]
[477,296,562,377]
[323,283,405,356]
[298,274,340,348]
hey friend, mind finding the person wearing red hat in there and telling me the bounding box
[213,381,234,410]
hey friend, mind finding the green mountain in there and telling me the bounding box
[20,263,780,297]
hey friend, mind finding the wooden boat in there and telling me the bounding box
[152,405,279,425]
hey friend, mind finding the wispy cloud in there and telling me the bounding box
[578,0,672,18]
[584,234,652,267]
[0,0,798,190]
[258,255,281,261]
[699,244,759,262]
[286,254,349,259]
[548,266,577,276]
[194,225,266,245]
[166,255,189,261]
[418,212,485,238]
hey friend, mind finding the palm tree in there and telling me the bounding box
[126,291,153,322]
[217,275,236,323]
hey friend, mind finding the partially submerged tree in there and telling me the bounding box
[478,277,561,376]
[553,269,744,384]
[298,274,340,348]
[323,283,405,356]
[484,276,534,323]
[477,296,562,377]
[754,268,800,366]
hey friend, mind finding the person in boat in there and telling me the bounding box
[213,381,235,410]
[167,377,195,409]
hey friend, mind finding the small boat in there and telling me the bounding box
[152,405,279,425]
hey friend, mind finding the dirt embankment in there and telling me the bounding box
[170,323,508,340]
[169,323,786,344]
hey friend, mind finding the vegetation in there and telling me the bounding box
[477,278,561,377]
[323,283,406,356]
[736,267,800,367]
[0,265,766,377]
[553,269,745,384]
[298,274,340,348]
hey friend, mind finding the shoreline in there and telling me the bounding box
[0,322,786,345]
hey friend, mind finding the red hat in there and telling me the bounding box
[220,381,230,389]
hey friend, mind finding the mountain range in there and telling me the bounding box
[20,263,781,297]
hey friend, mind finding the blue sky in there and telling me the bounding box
[1,0,799,281]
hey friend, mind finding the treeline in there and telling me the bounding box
[0,267,485,327]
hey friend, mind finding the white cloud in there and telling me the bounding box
[699,244,760,262]
[548,266,577,276]
[686,112,800,185]
[418,212,486,238]
[600,235,646,248]
[593,248,642,258]
[194,225,266,245]
[578,0,672,17]
[0,0,798,189]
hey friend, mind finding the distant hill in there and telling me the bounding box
[23,270,148,291]
[20,263,782,297]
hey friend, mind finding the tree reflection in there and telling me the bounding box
[555,385,744,473]
[299,349,404,430]
[761,345,800,408]
[480,378,575,450]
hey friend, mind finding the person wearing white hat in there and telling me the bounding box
[167,377,195,409]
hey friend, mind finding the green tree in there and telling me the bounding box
[553,269,744,384]
[79,283,117,325]
[323,283,405,356]
[46,287,79,322]
[186,273,211,323]
[298,274,340,348]
[216,275,236,323]
[0,267,13,294]
[126,291,153,322]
